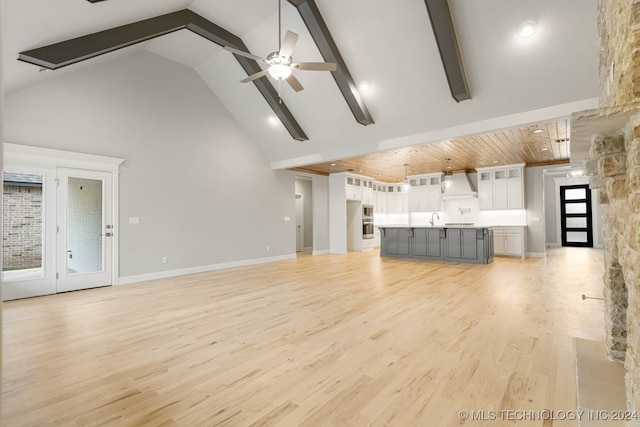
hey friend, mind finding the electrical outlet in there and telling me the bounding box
[266,246,270,252]
[129,217,140,224]
[284,216,291,221]
[162,256,167,264]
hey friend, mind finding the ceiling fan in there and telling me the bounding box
[223,0,337,92]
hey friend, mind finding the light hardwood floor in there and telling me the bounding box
[2,248,606,426]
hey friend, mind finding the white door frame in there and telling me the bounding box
[3,143,124,300]
[295,194,304,252]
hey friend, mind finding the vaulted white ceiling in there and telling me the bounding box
[2,0,600,169]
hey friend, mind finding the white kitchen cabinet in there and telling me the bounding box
[478,171,493,210]
[427,174,443,211]
[407,173,442,212]
[374,183,387,213]
[345,176,362,201]
[492,226,526,259]
[362,179,375,205]
[507,168,523,209]
[393,185,408,213]
[476,164,524,210]
[408,178,428,212]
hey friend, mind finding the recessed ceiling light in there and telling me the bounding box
[518,20,537,38]
[492,160,499,164]
[541,148,549,151]
[330,163,337,166]
[359,169,364,172]
[268,115,278,125]
[359,81,372,92]
[533,129,544,134]
[410,150,418,154]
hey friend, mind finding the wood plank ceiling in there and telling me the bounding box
[291,119,571,182]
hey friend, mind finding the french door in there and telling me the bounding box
[560,184,593,247]
[2,166,115,300]
[56,168,113,293]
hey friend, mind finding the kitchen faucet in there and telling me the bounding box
[430,212,440,227]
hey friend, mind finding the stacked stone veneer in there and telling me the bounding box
[2,185,43,270]
[588,116,640,417]
[598,0,640,106]
[596,0,640,419]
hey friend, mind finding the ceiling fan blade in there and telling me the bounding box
[223,46,266,63]
[279,31,299,58]
[286,74,304,92]
[291,62,337,71]
[240,69,270,83]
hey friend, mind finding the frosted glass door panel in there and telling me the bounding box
[565,188,586,200]
[566,232,588,243]
[566,203,587,214]
[566,217,587,228]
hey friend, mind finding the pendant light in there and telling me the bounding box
[401,163,411,193]
[441,159,454,192]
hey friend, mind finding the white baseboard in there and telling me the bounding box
[527,252,546,259]
[312,249,329,255]
[117,253,296,286]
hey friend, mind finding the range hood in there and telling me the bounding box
[441,172,478,199]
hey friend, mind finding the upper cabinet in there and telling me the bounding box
[476,164,524,210]
[345,175,363,201]
[407,173,443,212]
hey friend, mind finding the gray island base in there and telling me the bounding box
[379,226,494,264]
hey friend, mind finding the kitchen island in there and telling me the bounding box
[378,226,494,264]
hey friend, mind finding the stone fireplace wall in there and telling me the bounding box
[598,0,640,107]
[594,0,640,417]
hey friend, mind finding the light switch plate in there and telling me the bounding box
[284,216,291,221]
[530,216,541,222]
[129,217,140,224]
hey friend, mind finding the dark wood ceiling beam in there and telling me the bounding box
[424,0,471,102]
[287,0,374,126]
[18,9,308,141]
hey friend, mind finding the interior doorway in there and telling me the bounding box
[295,177,313,254]
[560,184,593,247]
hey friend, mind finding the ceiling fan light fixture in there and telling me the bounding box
[268,63,292,80]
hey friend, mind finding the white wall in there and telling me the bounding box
[329,173,347,254]
[311,175,330,254]
[4,51,298,279]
